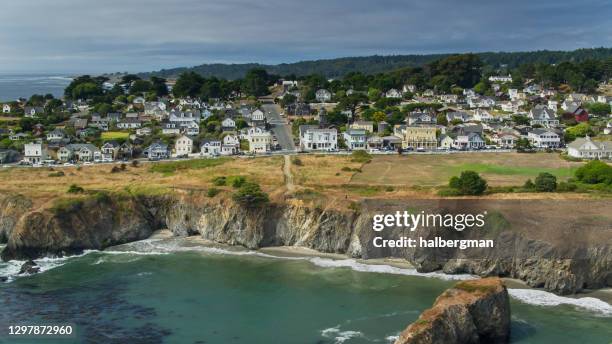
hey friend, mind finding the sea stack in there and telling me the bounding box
[394,277,510,344]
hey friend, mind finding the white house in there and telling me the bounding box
[528,129,561,149]
[343,129,367,150]
[453,133,485,150]
[299,126,337,151]
[529,106,558,127]
[174,135,193,157]
[473,109,494,122]
[23,143,47,164]
[567,136,612,160]
[2,104,11,113]
[221,135,240,155]
[221,118,236,131]
[385,89,402,98]
[246,127,272,153]
[488,75,512,83]
[200,139,222,157]
[117,118,142,129]
[315,89,332,103]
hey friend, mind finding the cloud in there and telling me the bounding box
[0,0,610,73]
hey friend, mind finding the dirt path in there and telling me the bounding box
[283,155,295,192]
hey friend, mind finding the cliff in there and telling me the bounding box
[1,192,610,295]
[394,278,510,344]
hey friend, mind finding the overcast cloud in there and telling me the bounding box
[0,0,610,73]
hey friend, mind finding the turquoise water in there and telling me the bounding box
[0,240,611,344]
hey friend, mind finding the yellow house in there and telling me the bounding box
[395,125,437,150]
[350,121,374,132]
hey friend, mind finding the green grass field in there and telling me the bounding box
[447,163,578,178]
[101,131,130,140]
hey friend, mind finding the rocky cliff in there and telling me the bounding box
[1,192,610,294]
[394,278,510,344]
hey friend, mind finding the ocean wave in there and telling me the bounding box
[321,327,364,344]
[0,250,96,283]
[508,289,612,316]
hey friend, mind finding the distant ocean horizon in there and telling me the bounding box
[0,73,73,102]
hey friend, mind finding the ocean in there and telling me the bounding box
[0,74,73,102]
[0,238,611,344]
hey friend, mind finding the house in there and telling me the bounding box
[572,107,589,122]
[10,132,28,141]
[604,121,612,135]
[439,135,455,149]
[117,118,142,129]
[162,122,180,135]
[182,121,200,136]
[439,94,459,103]
[488,75,512,83]
[246,127,272,153]
[385,89,402,98]
[46,128,68,142]
[528,105,558,127]
[285,102,311,116]
[473,109,494,122]
[446,111,471,123]
[406,112,435,126]
[23,106,44,118]
[2,104,11,113]
[299,126,337,151]
[133,96,146,105]
[395,125,437,150]
[350,121,374,132]
[567,136,612,160]
[221,135,240,155]
[453,133,485,150]
[101,141,120,161]
[250,109,266,128]
[144,141,170,160]
[561,100,580,113]
[136,127,152,136]
[200,139,222,157]
[315,89,332,103]
[58,144,101,162]
[72,118,89,130]
[403,84,416,93]
[468,96,495,109]
[221,118,236,131]
[528,129,561,149]
[174,135,193,157]
[23,143,47,164]
[343,129,367,150]
[491,133,519,148]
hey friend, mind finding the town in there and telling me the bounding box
[0,54,611,167]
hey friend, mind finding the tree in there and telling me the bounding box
[534,172,557,192]
[515,138,532,152]
[71,82,103,100]
[367,88,381,102]
[129,80,152,95]
[448,171,488,195]
[279,93,297,108]
[512,115,530,126]
[586,102,611,116]
[150,76,169,97]
[173,72,204,98]
[373,111,387,123]
[436,113,448,126]
[564,123,593,142]
[575,160,612,185]
[242,68,270,97]
[232,182,269,206]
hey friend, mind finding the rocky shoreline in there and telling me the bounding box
[394,278,511,344]
[0,192,610,295]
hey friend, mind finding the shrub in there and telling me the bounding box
[575,160,612,185]
[341,166,352,172]
[523,179,535,191]
[67,184,84,194]
[227,175,247,188]
[212,176,227,186]
[350,150,372,163]
[534,172,557,192]
[48,171,65,177]
[207,188,221,198]
[448,171,487,195]
[120,163,127,171]
[292,157,303,166]
[557,181,577,192]
[110,165,122,173]
[232,182,269,206]
[131,160,140,167]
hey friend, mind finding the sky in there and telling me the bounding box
[0,0,610,74]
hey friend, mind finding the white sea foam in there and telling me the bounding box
[0,250,95,282]
[385,335,399,343]
[508,288,612,316]
[320,327,364,344]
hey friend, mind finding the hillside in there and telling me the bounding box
[136,47,612,80]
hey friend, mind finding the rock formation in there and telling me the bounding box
[394,278,510,344]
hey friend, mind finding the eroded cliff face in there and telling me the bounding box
[1,193,610,294]
[394,278,510,344]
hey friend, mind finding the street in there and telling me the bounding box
[260,100,296,152]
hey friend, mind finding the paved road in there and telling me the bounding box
[261,101,296,152]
